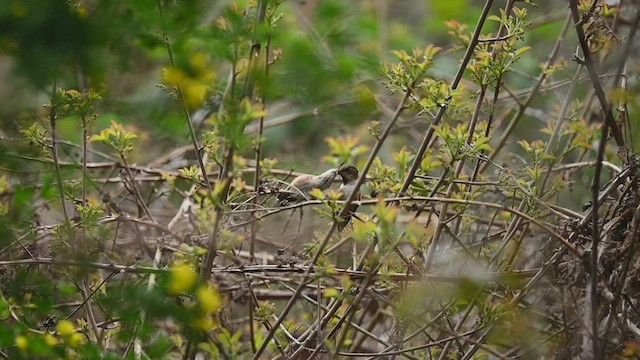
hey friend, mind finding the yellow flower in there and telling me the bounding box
[163,69,209,109]
[68,333,85,347]
[75,5,88,18]
[43,333,58,346]
[189,52,208,72]
[182,81,209,109]
[56,319,75,336]
[196,285,222,314]
[162,67,187,87]
[168,263,197,295]
[193,314,216,331]
[15,335,27,351]
[161,52,216,110]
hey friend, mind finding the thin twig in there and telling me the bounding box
[48,81,72,233]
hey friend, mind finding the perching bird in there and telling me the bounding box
[276,167,338,206]
[337,164,360,231]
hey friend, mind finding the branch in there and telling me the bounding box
[569,0,624,148]
[399,0,495,194]
[48,83,72,234]
[569,1,623,357]
[251,81,415,360]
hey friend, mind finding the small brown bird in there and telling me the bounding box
[337,164,360,231]
[277,168,338,206]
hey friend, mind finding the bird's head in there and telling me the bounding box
[337,164,359,183]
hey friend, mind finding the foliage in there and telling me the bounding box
[0,0,639,359]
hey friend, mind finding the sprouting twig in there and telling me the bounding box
[249,37,270,262]
[399,0,496,195]
[48,80,72,234]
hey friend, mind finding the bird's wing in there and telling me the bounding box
[338,183,357,199]
[276,191,302,206]
[276,175,312,206]
[337,183,360,231]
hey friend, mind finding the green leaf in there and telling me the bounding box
[0,291,9,320]
[309,188,325,200]
[353,220,377,242]
[323,287,340,298]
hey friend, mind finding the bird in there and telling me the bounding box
[336,164,360,231]
[276,167,338,206]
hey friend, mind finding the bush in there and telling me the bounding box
[0,0,639,359]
